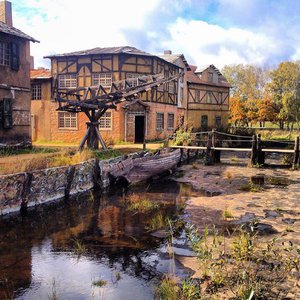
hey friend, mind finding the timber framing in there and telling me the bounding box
[56,72,182,150]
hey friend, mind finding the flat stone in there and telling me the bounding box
[264,209,283,218]
[247,203,262,208]
[282,218,299,224]
[150,229,168,238]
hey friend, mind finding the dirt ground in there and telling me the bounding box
[0,143,162,175]
[173,153,300,298]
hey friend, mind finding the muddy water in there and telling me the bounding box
[0,180,197,300]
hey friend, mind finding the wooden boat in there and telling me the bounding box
[108,149,181,184]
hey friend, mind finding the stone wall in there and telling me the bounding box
[0,151,149,216]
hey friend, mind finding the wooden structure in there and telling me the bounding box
[45,47,184,145]
[108,149,181,184]
[0,0,38,148]
[170,130,300,168]
[186,65,230,130]
[55,72,182,150]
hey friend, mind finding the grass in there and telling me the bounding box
[0,148,124,175]
[0,146,58,157]
[146,212,166,231]
[156,222,300,300]
[222,208,234,219]
[72,238,86,254]
[239,182,263,192]
[128,199,159,214]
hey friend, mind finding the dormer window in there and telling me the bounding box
[0,41,10,66]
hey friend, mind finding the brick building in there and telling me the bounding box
[0,0,38,147]
[32,46,185,144]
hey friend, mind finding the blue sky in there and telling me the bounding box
[11,0,300,69]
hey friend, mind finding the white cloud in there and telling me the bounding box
[10,0,300,69]
[12,0,160,67]
[161,18,287,69]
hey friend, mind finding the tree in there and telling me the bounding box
[267,61,300,129]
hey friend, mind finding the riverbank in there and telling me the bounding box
[171,154,300,299]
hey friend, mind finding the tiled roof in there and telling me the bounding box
[44,46,154,58]
[186,65,231,88]
[30,68,52,79]
[158,53,190,70]
[0,21,38,42]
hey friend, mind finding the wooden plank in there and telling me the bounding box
[262,149,294,153]
[170,145,207,150]
[212,147,252,152]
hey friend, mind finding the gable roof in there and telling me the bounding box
[196,64,222,76]
[0,21,38,42]
[30,68,52,79]
[187,64,231,88]
[158,53,191,70]
[44,46,154,58]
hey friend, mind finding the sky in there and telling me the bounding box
[11,0,300,70]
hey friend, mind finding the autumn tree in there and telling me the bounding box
[267,61,300,129]
[222,64,270,126]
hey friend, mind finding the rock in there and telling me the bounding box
[255,223,279,235]
[150,229,168,238]
[282,218,299,224]
[247,203,262,208]
[264,209,283,218]
[233,212,257,225]
[251,175,265,185]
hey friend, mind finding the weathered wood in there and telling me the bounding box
[205,132,213,165]
[257,134,265,165]
[293,136,299,168]
[250,135,257,166]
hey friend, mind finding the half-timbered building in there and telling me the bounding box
[43,46,184,144]
[0,0,38,148]
[186,64,230,130]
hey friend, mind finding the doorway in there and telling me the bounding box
[135,115,145,143]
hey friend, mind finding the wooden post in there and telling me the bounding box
[293,136,299,169]
[205,132,213,165]
[187,149,190,163]
[257,134,265,165]
[143,108,147,151]
[250,134,257,166]
[212,129,221,163]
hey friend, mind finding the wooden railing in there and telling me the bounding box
[169,130,300,168]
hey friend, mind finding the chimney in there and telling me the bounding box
[164,50,172,55]
[0,0,13,27]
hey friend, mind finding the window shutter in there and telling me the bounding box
[10,42,19,71]
[3,98,13,129]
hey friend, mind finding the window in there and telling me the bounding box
[92,73,112,87]
[195,90,201,102]
[0,41,10,66]
[201,115,208,131]
[0,98,13,129]
[58,112,77,129]
[167,113,174,130]
[215,116,221,128]
[156,113,164,130]
[99,111,112,130]
[58,74,77,88]
[168,81,175,94]
[208,72,213,82]
[32,84,42,100]
[126,73,144,87]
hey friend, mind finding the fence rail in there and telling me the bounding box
[168,129,300,167]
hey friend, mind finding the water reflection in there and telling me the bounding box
[0,180,195,299]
